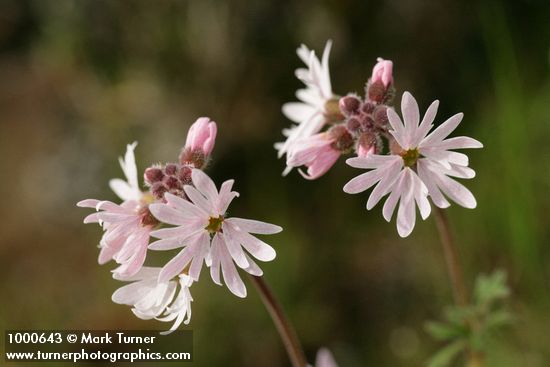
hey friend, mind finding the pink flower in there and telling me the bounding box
[148,169,282,298]
[371,57,393,88]
[186,117,217,155]
[77,143,155,276]
[276,40,335,175]
[286,133,341,180]
[179,117,217,168]
[344,92,482,237]
[112,267,193,334]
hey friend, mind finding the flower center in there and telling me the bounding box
[401,148,420,167]
[206,216,224,233]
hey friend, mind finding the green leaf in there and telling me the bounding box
[427,340,467,367]
[425,321,465,341]
[474,270,510,306]
[485,310,514,330]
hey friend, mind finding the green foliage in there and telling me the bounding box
[425,270,513,367]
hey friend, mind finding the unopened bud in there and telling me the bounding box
[164,163,178,176]
[144,167,164,186]
[151,182,168,200]
[163,175,180,190]
[347,117,361,133]
[356,132,381,157]
[178,165,192,185]
[179,149,207,169]
[185,117,217,156]
[362,102,376,114]
[367,80,386,104]
[359,114,375,132]
[328,124,354,153]
[339,95,361,116]
[371,58,393,88]
[373,105,389,127]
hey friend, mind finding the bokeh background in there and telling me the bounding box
[1,0,549,366]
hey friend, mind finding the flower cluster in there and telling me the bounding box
[78,118,282,333]
[278,41,482,237]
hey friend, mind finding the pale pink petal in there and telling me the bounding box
[158,247,194,283]
[77,199,101,208]
[83,212,100,223]
[224,222,277,262]
[191,169,218,202]
[183,185,215,215]
[243,254,263,276]
[218,242,247,298]
[346,154,401,169]
[426,136,483,150]
[401,91,420,143]
[209,233,223,285]
[432,171,477,209]
[382,170,407,222]
[225,218,282,234]
[396,170,416,237]
[420,112,464,147]
[217,179,240,214]
[164,193,208,219]
[188,232,209,281]
[148,238,184,251]
[417,159,451,209]
[220,227,250,268]
[149,203,192,226]
[150,221,205,240]
[366,160,403,209]
[387,108,407,149]
[411,100,439,147]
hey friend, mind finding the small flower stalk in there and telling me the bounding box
[278,40,482,238]
[78,117,282,333]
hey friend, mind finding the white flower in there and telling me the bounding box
[276,40,335,175]
[344,91,483,237]
[112,267,193,335]
[310,348,339,367]
[78,142,154,276]
[109,141,143,202]
[148,169,282,298]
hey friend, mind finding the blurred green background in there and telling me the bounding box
[1,0,549,366]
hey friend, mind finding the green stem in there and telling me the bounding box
[433,207,484,367]
[249,275,307,367]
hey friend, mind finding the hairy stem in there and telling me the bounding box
[433,207,484,366]
[249,275,307,367]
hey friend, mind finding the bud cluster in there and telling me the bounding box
[144,163,193,201]
[143,117,217,201]
[285,58,396,178]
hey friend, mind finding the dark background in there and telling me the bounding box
[1,0,549,366]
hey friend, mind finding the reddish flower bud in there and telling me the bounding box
[373,105,389,127]
[339,95,361,116]
[144,167,164,186]
[164,163,178,176]
[356,132,380,157]
[328,124,354,152]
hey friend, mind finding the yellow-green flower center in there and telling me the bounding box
[401,148,420,167]
[206,216,224,233]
